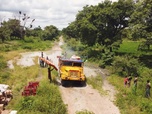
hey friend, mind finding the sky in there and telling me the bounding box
[0,0,118,30]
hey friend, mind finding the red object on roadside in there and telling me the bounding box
[28,81,39,88]
[22,81,39,96]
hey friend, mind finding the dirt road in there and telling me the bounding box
[7,36,120,114]
[59,67,120,114]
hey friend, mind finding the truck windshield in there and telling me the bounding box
[62,61,82,67]
[73,63,82,67]
[63,61,72,66]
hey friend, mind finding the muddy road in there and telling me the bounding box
[8,36,120,114]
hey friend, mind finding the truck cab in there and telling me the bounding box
[58,56,86,86]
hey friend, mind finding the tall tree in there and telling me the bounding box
[0,19,21,42]
[94,0,134,48]
[25,26,42,38]
[129,0,152,39]
[0,21,11,42]
[64,0,134,49]
[76,5,97,46]
[129,0,152,50]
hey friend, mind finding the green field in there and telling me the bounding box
[116,40,152,55]
[118,41,140,53]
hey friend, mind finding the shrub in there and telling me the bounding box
[112,55,141,76]
[24,36,36,43]
[98,60,105,68]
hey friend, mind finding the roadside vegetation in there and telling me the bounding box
[65,37,152,114]
[87,75,104,95]
[63,0,152,113]
[108,41,152,114]
[76,110,94,114]
[0,39,67,113]
[15,75,67,114]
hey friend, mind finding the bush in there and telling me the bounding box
[98,60,105,68]
[24,36,39,43]
[66,38,86,51]
[112,55,141,76]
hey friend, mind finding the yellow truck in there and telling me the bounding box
[58,55,86,86]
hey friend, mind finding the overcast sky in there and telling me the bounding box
[0,0,118,30]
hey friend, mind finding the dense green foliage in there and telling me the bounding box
[63,0,152,67]
[112,55,142,76]
[63,0,134,47]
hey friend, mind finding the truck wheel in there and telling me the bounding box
[61,80,66,86]
[81,81,86,87]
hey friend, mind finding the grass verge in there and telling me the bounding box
[0,39,67,113]
[87,75,104,95]
[108,74,152,114]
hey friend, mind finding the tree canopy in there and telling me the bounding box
[63,0,152,51]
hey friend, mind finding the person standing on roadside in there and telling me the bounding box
[145,80,151,98]
[41,52,44,58]
[45,56,49,67]
[124,76,128,87]
[127,76,132,87]
[132,76,138,95]
[40,52,44,67]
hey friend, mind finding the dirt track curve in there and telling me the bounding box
[7,36,120,114]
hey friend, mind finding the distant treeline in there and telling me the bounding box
[0,14,60,42]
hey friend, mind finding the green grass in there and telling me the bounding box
[0,38,53,52]
[76,109,95,114]
[116,40,152,55]
[117,41,140,53]
[108,74,152,114]
[87,75,104,95]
